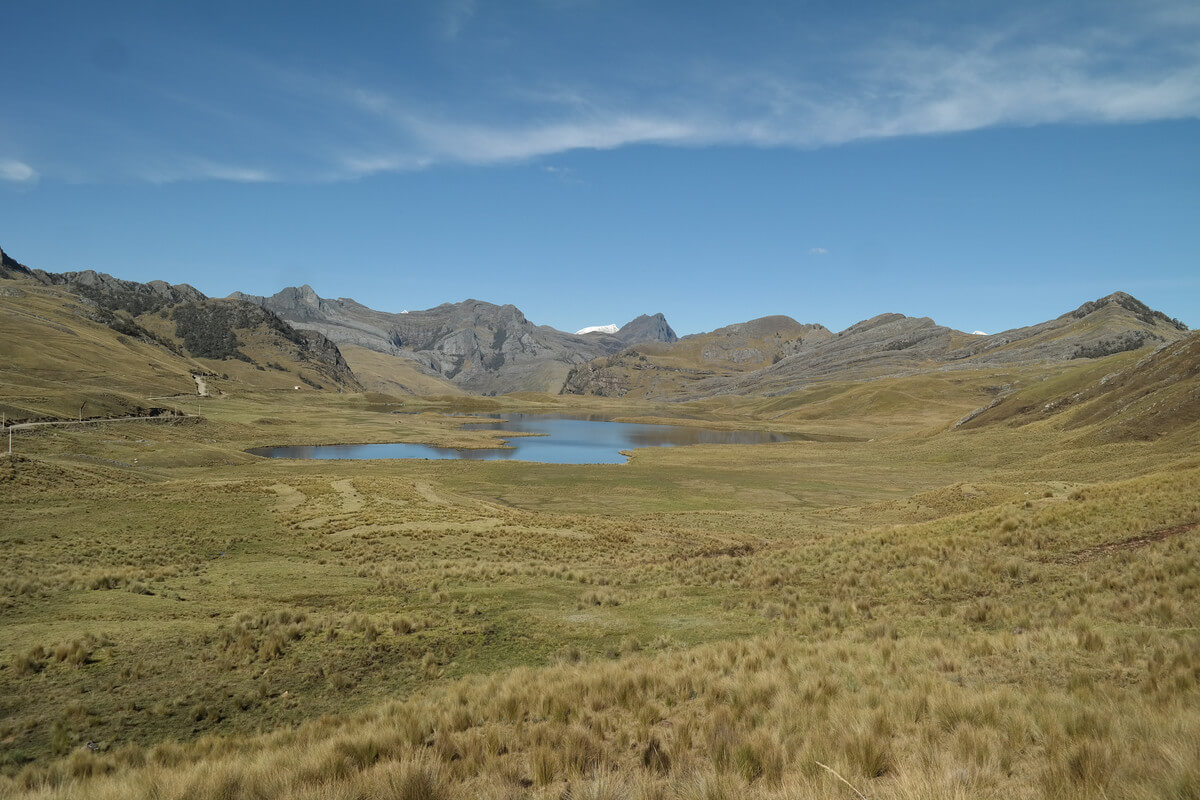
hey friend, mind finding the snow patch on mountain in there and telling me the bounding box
[576,324,619,335]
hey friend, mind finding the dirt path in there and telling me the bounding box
[193,374,209,397]
[1062,521,1198,564]
[5,414,191,432]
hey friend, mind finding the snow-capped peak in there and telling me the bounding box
[971,330,988,336]
[576,324,619,335]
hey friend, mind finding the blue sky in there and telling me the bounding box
[1,1,1198,335]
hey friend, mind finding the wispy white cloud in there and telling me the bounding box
[142,159,274,184]
[809,40,1200,143]
[810,248,829,255]
[337,153,433,178]
[406,115,697,163]
[18,3,1200,183]
[0,159,37,182]
[317,11,1200,178]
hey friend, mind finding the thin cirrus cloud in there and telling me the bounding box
[321,19,1200,180]
[10,3,1200,184]
[129,154,276,184]
[334,99,699,177]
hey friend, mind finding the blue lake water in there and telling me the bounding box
[248,413,794,465]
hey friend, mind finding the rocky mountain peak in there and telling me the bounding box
[0,246,34,279]
[241,285,331,322]
[843,313,922,335]
[1065,291,1187,330]
[617,313,677,344]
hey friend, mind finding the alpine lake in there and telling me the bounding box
[248,412,799,464]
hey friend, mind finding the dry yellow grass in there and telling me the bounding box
[2,405,1198,798]
[3,290,1198,798]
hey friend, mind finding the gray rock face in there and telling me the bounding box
[617,313,677,344]
[236,286,678,394]
[560,358,633,398]
[230,287,404,356]
[0,246,34,280]
[32,268,206,315]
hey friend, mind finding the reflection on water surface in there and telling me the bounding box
[249,413,796,464]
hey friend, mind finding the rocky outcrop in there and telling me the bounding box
[32,268,205,315]
[165,299,358,388]
[1,245,360,391]
[0,246,34,280]
[560,356,635,397]
[1065,292,1187,330]
[617,313,677,345]
[235,286,679,395]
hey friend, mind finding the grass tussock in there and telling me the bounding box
[5,630,1200,798]
[1,383,1198,798]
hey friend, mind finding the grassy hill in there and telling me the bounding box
[338,344,464,397]
[958,331,1200,443]
[562,316,829,400]
[0,249,360,424]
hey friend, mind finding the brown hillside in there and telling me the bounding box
[957,332,1200,441]
[0,248,361,423]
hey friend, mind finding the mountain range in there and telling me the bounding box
[564,293,1189,400]
[228,285,676,394]
[0,243,1191,422]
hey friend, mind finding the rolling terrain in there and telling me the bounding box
[564,293,1189,401]
[1,242,1198,799]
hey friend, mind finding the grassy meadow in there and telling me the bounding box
[2,352,1199,799]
